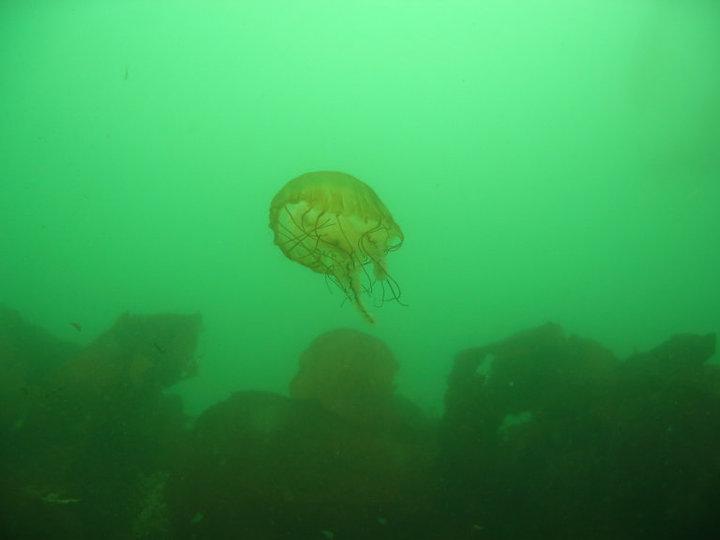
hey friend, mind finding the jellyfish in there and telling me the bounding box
[269,171,404,323]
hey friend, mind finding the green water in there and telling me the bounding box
[2,0,719,417]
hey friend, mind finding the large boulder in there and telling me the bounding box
[2,311,201,539]
[0,306,81,436]
[167,328,439,539]
[290,328,399,428]
[441,324,720,539]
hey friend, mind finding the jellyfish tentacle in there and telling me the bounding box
[349,266,374,324]
[383,272,407,306]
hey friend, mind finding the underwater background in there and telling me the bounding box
[2,0,720,538]
[2,0,719,415]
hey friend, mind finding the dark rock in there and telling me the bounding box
[1,311,201,539]
[441,324,720,539]
[621,332,716,382]
[0,306,81,437]
[168,390,438,539]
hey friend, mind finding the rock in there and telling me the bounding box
[441,324,720,539]
[168,390,438,539]
[290,328,399,428]
[3,311,201,539]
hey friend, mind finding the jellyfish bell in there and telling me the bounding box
[269,171,404,323]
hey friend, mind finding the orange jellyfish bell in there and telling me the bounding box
[269,171,404,323]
